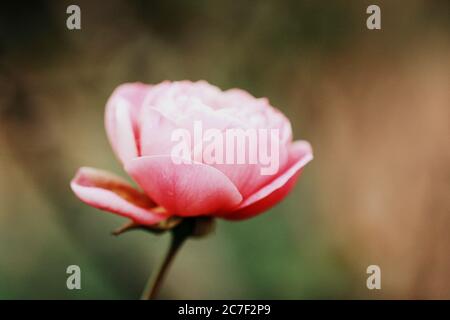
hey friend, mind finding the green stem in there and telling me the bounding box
[140,219,194,300]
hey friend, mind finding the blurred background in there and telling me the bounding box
[0,0,449,299]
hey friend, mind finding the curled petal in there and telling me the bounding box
[105,83,149,163]
[125,155,243,217]
[224,140,313,220]
[70,167,167,226]
[210,144,289,199]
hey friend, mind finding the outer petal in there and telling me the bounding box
[70,167,167,226]
[105,83,150,163]
[125,155,243,217]
[223,140,313,220]
[210,144,289,199]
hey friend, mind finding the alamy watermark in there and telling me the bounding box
[66,5,81,30]
[170,121,281,176]
[366,5,381,30]
[366,265,381,290]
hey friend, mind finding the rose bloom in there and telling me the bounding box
[71,81,313,226]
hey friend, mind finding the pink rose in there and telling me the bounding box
[71,81,313,226]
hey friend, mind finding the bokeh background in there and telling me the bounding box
[0,0,449,299]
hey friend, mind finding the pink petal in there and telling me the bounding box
[139,107,179,157]
[70,167,167,226]
[105,83,150,163]
[210,144,289,199]
[125,156,243,217]
[223,140,313,220]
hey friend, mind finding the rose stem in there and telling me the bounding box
[141,219,194,300]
